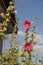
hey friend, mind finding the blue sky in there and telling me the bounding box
[3,0,43,59]
[15,0,43,34]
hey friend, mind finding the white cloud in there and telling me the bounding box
[35,34,43,44]
[18,31,25,36]
[18,30,43,44]
[33,45,43,56]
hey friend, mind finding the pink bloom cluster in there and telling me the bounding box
[23,42,33,52]
[22,20,31,29]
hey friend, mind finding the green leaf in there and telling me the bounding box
[4,35,9,40]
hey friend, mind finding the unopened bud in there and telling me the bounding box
[0,13,5,18]
[12,10,17,14]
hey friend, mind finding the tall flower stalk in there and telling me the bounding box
[22,20,37,65]
[22,20,32,65]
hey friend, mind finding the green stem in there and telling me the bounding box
[24,29,29,42]
[28,52,32,65]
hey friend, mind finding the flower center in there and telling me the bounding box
[26,24,28,27]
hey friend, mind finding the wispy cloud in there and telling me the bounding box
[18,31,25,36]
[35,34,43,44]
[33,45,43,56]
[18,31,43,44]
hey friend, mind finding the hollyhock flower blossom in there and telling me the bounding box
[0,25,2,30]
[23,42,33,52]
[22,20,31,29]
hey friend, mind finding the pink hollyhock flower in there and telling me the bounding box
[0,25,2,30]
[22,20,31,29]
[23,42,33,52]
